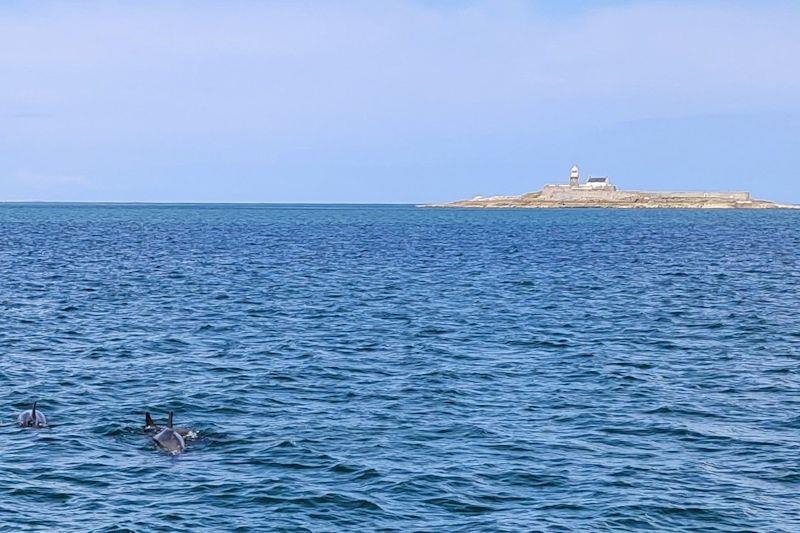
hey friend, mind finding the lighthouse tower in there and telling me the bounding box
[569,165,580,187]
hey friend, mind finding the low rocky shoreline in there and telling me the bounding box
[424,191,796,209]
[423,166,796,209]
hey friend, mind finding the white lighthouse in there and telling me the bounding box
[569,165,579,187]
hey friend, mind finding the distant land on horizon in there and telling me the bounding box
[426,165,798,209]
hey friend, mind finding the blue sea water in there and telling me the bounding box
[1,204,799,531]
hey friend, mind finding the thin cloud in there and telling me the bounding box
[10,171,90,188]
[7,112,54,119]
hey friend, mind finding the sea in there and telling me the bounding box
[0,204,798,531]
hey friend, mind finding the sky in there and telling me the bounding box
[1,0,799,203]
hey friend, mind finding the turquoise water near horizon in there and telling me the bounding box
[1,204,799,531]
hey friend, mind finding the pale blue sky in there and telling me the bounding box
[1,0,799,203]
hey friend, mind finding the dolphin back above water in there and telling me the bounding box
[152,411,186,454]
[144,411,191,437]
[144,411,158,434]
[18,401,47,428]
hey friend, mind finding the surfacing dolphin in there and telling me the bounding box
[17,401,47,428]
[144,411,191,437]
[152,411,186,454]
[144,411,158,434]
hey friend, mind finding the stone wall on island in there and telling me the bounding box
[537,185,752,203]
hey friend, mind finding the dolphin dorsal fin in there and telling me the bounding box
[145,411,155,427]
[31,401,37,420]
[167,411,174,429]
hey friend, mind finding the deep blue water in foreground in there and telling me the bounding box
[1,204,799,531]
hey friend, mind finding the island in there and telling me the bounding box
[425,166,796,209]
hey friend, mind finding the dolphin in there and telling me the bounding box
[144,411,158,434]
[144,411,191,437]
[152,411,186,454]
[17,401,47,428]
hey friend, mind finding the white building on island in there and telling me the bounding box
[569,165,580,187]
[585,176,612,189]
[535,165,618,201]
[566,165,615,190]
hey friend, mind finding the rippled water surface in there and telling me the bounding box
[1,204,799,531]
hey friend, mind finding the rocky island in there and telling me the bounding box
[428,166,795,209]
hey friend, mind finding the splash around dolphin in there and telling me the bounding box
[17,401,47,428]
[152,411,186,454]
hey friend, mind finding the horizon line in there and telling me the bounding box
[0,200,421,205]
